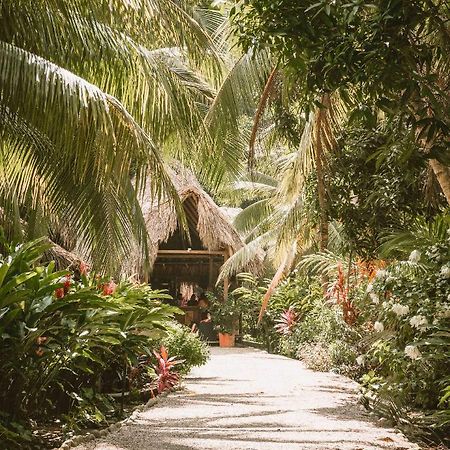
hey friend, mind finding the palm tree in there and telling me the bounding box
[0,0,222,271]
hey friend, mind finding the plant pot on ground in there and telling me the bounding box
[218,332,235,347]
[208,295,240,348]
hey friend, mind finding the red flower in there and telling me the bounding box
[55,287,65,298]
[102,280,117,296]
[36,336,48,345]
[35,347,44,357]
[63,275,71,293]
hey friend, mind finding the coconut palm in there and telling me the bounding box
[0,0,223,271]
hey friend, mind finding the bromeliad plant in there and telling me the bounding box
[153,346,183,394]
[0,237,177,448]
[274,306,298,335]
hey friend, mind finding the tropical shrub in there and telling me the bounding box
[233,272,315,352]
[161,323,210,374]
[0,238,179,448]
[359,218,450,439]
[232,270,362,376]
[279,296,362,377]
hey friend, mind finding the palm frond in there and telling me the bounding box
[1,0,224,170]
[249,66,278,169]
[257,242,297,324]
[328,221,349,254]
[278,93,346,202]
[201,48,274,187]
[0,42,180,271]
[233,199,273,236]
[217,231,272,282]
[297,249,345,278]
[379,214,450,257]
[0,0,222,79]
[232,181,277,196]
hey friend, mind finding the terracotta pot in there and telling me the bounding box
[218,332,235,347]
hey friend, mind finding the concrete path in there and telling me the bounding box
[74,347,420,450]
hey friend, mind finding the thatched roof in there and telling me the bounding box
[141,165,245,268]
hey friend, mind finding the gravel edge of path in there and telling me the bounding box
[56,386,184,450]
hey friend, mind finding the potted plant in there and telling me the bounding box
[209,295,239,347]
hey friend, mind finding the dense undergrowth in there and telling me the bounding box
[0,238,209,449]
[234,216,450,447]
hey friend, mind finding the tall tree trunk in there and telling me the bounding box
[429,159,450,204]
[249,66,278,172]
[412,93,450,205]
[315,143,329,251]
[314,95,330,295]
[314,95,329,252]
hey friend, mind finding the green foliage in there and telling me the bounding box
[327,124,445,258]
[0,0,223,272]
[234,271,362,375]
[207,292,240,334]
[0,237,179,448]
[231,273,277,348]
[359,220,450,440]
[279,296,362,377]
[233,272,318,351]
[232,0,450,160]
[161,323,210,374]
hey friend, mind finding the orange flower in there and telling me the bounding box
[102,280,117,296]
[79,261,88,276]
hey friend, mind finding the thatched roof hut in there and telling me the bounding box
[133,164,256,298]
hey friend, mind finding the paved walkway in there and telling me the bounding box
[74,347,419,450]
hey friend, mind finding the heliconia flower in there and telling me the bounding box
[63,275,71,293]
[409,315,428,329]
[408,250,421,263]
[55,287,65,298]
[391,303,409,317]
[374,321,384,332]
[404,345,421,360]
[102,280,117,296]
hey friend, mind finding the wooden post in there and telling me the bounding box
[208,255,213,290]
[223,247,230,301]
